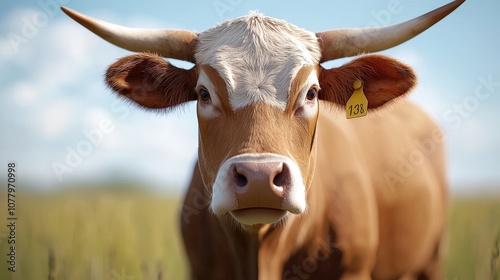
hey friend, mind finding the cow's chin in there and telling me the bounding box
[230,208,288,226]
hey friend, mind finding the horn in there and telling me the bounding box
[316,0,465,62]
[61,7,198,62]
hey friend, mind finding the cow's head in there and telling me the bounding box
[62,0,463,228]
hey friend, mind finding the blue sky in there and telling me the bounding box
[1,0,499,194]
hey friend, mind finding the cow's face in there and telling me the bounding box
[62,0,463,228]
[193,16,321,225]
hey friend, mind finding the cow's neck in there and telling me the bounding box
[216,215,260,278]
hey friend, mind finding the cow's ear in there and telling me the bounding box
[106,53,197,109]
[319,54,416,109]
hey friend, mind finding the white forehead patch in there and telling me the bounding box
[195,13,321,111]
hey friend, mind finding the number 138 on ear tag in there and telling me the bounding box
[346,79,368,119]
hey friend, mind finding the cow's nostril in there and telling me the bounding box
[273,172,285,187]
[273,163,290,187]
[235,171,248,187]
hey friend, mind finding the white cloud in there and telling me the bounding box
[82,107,115,130]
[38,100,76,138]
[12,82,39,105]
[389,48,423,71]
[455,119,496,154]
[0,8,40,60]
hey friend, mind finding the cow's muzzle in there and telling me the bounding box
[211,153,307,225]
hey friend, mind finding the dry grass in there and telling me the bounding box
[0,186,499,279]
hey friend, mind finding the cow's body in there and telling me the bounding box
[182,101,447,279]
[62,1,463,279]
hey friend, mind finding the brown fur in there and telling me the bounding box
[319,54,417,108]
[105,53,197,109]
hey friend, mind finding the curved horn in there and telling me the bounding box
[316,0,465,62]
[61,7,198,62]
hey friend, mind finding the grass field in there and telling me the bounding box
[446,197,500,279]
[0,185,499,280]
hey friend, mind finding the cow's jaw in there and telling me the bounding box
[211,153,307,225]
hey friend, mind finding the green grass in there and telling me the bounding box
[446,197,500,280]
[0,186,499,279]
[0,187,187,280]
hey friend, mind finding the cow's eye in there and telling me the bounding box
[199,88,211,102]
[306,87,317,101]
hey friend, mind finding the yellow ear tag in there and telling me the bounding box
[346,79,368,119]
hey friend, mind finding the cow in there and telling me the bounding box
[62,1,464,279]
